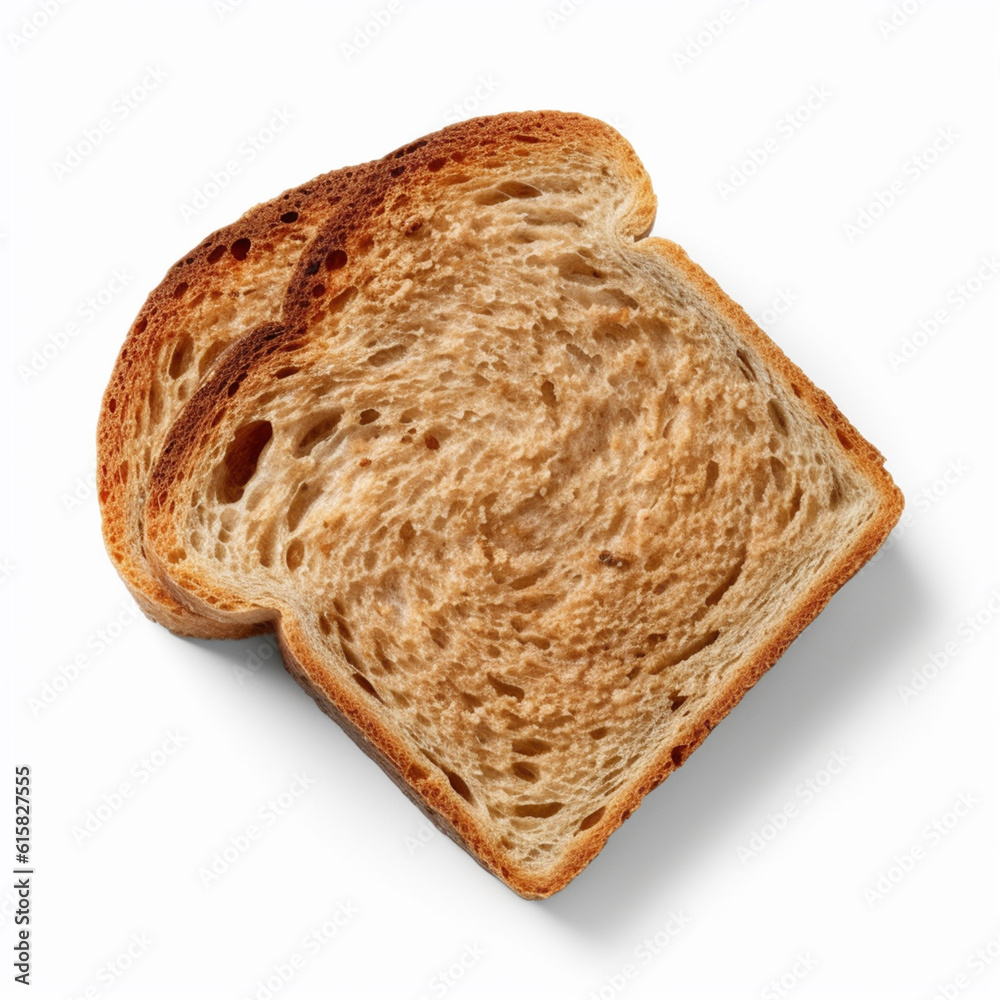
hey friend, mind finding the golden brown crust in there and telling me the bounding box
[97,170,366,636]
[127,112,902,899]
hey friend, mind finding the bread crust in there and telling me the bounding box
[125,111,902,898]
[97,169,367,636]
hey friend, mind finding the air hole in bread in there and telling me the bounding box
[325,249,348,271]
[829,475,844,509]
[555,252,604,286]
[589,726,609,740]
[540,380,557,409]
[513,133,541,143]
[108,397,117,413]
[147,381,164,428]
[767,399,788,435]
[578,806,605,831]
[230,238,251,260]
[475,188,511,206]
[736,349,757,381]
[173,281,188,299]
[523,208,583,227]
[671,746,686,767]
[770,457,787,491]
[424,434,439,450]
[327,287,358,314]
[359,408,380,425]
[488,674,525,701]
[206,245,225,264]
[368,343,410,367]
[295,411,343,455]
[669,692,688,711]
[514,801,563,819]
[508,567,548,591]
[167,335,194,379]
[650,630,721,675]
[512,737,551,757]
[497,180,542,199]
[280,211,299,223]
[256,522,277,567]
[836,429,853,449]
[444,769,473,803]
[788,485,803,521]
[274,366,299,379]
[218,420,273,503]
[459,690,482,711]
[705,460,719,490]
[351,672,383,702]
[198,339,229,377]
[285,539,305,570]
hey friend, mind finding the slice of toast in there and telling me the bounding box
[129,112,902,897]
[97,170,364,636]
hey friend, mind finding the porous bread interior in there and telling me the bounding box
[147,135,881,878]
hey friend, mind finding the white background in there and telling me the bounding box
[1,1,997,997]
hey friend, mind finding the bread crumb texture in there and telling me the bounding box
[100,112,903,897]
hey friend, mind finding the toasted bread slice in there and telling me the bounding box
[132,112,902,896]
[97,171,364,636]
